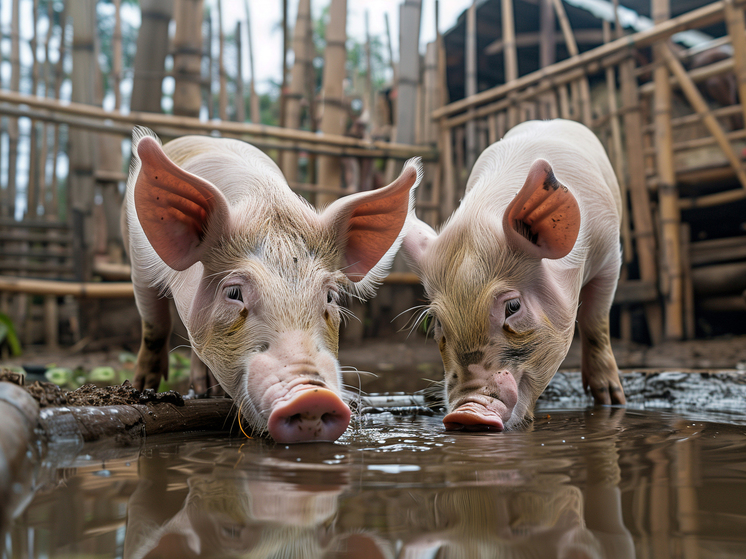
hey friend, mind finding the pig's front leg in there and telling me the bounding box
[577,272,626,406]
[190,350,225,397]
[133,283,172,391]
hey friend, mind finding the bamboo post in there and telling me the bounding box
[39,0,55,217]
[49,5,67,220]
[173,0,204,118]
[130,0,172,113]
[621,54,662,344]
[550,0,592,125]
[279,0,289,128]
[217,0,227,120]
[244,0,260,124]
[441,127,456,218]
[281,0,312,184]
[205,10,214,119]
[724,0,746,128]
[396,0,422,146]
[27,0,40,219]
[502,0,520,127]
[385,13,397,85]
[680,223,695,339]
[5,0,21,218]
[236,21,245,123]
[465,1,477,170]
[653,0,683,341]
[365,11,373,119]
[316,0,348,207]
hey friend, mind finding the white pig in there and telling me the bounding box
[403,119,625,431]
[122,128,421,443]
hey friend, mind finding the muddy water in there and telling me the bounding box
[5,407,746,558]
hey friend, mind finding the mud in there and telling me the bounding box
[0,370,183,408]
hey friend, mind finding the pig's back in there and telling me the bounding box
[163,136,289,205]
[466,119,621,222]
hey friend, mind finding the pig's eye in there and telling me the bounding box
[326,289,339,305]
[505,298,521,317]
[226,286,243,302]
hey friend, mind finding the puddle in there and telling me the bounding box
[5,406,746,558]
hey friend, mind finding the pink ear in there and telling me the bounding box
[402,216,437,271]
[503,159,580,260]
[134,136,231,271]
[322,161,420,283]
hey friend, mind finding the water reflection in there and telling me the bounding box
[6,407,746,558]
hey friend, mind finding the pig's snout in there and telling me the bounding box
[267,387,351,444]
[443,368,518,432]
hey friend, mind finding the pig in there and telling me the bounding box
[122,127,421,443]
[403,119,625,432]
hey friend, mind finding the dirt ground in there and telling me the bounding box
[4,332,746,396]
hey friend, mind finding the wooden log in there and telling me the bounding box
[690,236,746,266]
[244,0,260,124]
[620,54,662,344]
[396,0,423,146]
[653,0,684,341]
[697,293,746,312]
[0,382,39,533]
[440,128,456,217]
[692,261,746,295]
[4,0,21,218]
[217,0,227,120]
[432,0,736,121]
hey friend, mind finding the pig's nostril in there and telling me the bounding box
[268,388,351,443]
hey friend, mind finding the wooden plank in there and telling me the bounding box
[613,280,659,305]
[0,276,133,297]
[724,0,746,128]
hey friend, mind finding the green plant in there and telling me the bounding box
[0,313,22,357]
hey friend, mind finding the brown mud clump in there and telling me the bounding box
[0,369,184,408]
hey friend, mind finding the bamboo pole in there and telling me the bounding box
[316,0,348,206]
[172,0,204,118]
[279,0,289,128]
[39,0,55,217]
[49,4,67,221]
[385,13,397,84]
[724,0,746,128]
[217,0,227,120]
[653,0,684,341]
[502,0,520,127]
[550,0,592,125]
[365,11,374,120]
[433,0,733,121]
[205,9,213,119]
[396,0,423,146]
[236,21,245,122]
[621,54,662,345]
[130,0,172,114]
[5,0,21,218]
[465,1,477,170]
[0,91,435,158]
[436,0,448,107]
[27,0,40,219]
[244,0,260,124]
[0,277,133,298]
[281,0,312,184]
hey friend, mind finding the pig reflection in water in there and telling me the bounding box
[123,128,421,443]
[404,119,625,431]
[124,459,390,559]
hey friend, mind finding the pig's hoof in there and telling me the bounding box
[267,388,351,443]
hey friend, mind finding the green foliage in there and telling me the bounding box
[0,313,22,357]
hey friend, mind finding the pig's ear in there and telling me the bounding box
[321,158,422,299]
[503,159,580,260]
[402,215,437,272]
[133,135,231,271]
